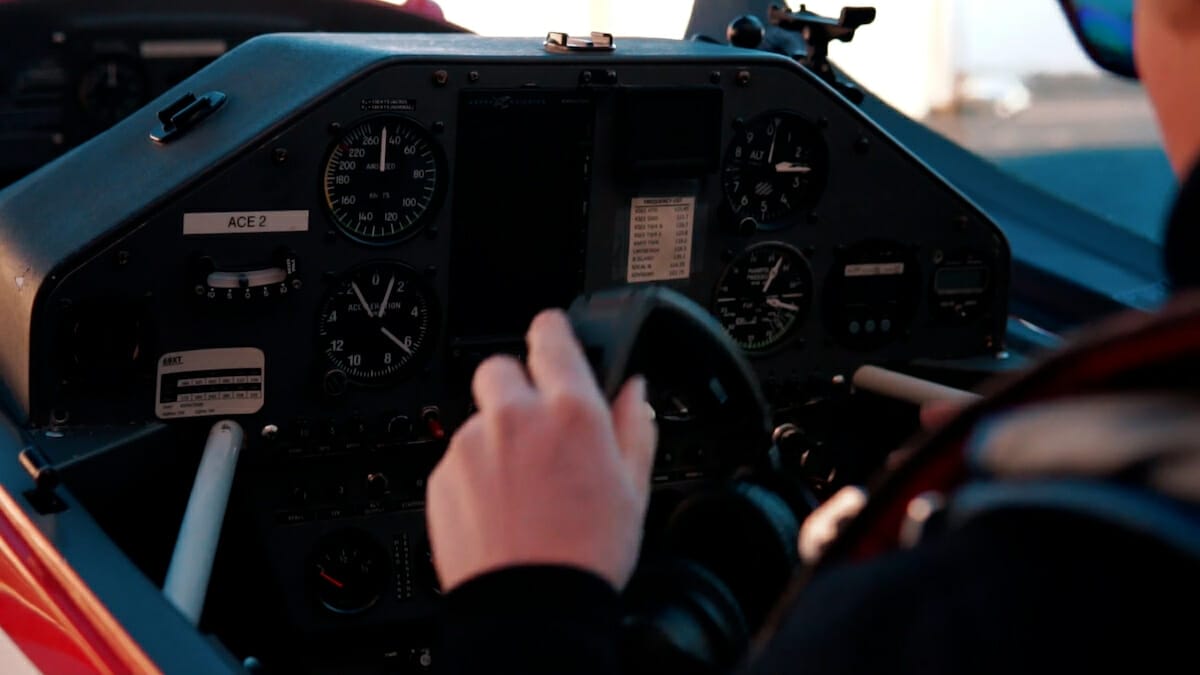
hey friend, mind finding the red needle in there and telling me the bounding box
[319,570,345,589]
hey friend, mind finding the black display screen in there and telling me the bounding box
[617,87,722,176]
[450,91,594,341]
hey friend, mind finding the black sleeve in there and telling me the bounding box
[741,509,1198,675]
[439,511,1196,675]
[440,565,622,675]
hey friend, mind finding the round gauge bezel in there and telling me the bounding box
[307,529,389,616]
[721,110,830,231]
[315,260,441,387]
[712,241,814,356]
[320,114,448,247]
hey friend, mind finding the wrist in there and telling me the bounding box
[446,564,621,612]
[442,565,623,674]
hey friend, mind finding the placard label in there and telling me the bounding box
[844,262,905,278]
[627,196,695,283]
[156,348,265,419]
[183,210,309,235]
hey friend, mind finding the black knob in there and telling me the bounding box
[727,14,766,49]
[736,216,758,236]
[801,445,835,483]
[289,485,308,507]
[773,423,809,470]
[386,414,413,439]
[322,369,348,397]
[365,472,390,499]
[773,423,803,448]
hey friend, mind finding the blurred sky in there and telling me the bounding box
[399,0,1100,75]
[389,0,1104,117]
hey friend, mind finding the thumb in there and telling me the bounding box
[611,376,657,481]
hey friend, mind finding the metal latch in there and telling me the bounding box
[544,31,616,54]
[19,445,66,514]
[150,90,227,143]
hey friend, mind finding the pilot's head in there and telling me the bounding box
[1062,0,1200,175]
[1134,0,1200,176]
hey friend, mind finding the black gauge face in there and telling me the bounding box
[713,243,813,354]
[310,530,388,615]
[322,115,445,244]
[824,240,921,350]
[317,261,439,385]
[722,112,828,229]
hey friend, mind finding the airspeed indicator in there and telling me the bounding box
[322,115,446,245]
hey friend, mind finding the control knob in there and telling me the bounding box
[727,14,766,49]
[365,472,390,500]
[774,423,835,483]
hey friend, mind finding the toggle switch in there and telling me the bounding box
[422,407,445,441]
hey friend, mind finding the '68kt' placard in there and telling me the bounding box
[156,348,265,419]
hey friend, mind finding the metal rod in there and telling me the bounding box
[851,364,981,406]
[163,419,244,626]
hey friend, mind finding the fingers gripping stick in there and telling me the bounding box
[163,419,244,626]
[567,286,774,470]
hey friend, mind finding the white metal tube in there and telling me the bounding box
[852,364,981,406]
[163,419,244,626]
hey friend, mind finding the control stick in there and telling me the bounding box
[163,419,244,626]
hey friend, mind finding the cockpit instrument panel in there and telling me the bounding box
[0,34,1008,643]
[0,31,1009,423]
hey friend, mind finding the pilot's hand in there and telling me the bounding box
[426,310,657,593]
[919,399,965,430]
[801,399,968,563]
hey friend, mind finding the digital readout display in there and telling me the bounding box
[935,267,989,295]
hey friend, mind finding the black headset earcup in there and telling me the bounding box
[664,481,801,630]
[621,558,750,675]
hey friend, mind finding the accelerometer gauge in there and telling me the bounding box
[713,242,813,354]
[823,240,921,350]
[317,261,439,385]
[322,115,446,245]
[722,112,828,229]
[309,530,388,615]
